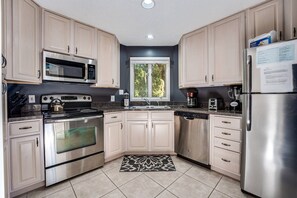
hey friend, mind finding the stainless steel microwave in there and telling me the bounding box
[43,51,97,84]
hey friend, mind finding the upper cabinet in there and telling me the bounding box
[92,30,120,88]
[43,11,96,59]
[284,0,297,40]
[5,0,42,84]
[209,12,245,85]
[246,0,284,41]
[181,27,209,87]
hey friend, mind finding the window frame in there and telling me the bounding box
[130,57,170,102]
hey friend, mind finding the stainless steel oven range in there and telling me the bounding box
[42,94,104,186]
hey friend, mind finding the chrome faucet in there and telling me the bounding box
[143,98,151,106]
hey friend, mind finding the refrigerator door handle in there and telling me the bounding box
[246,94,252,131]
[246,55,252,93]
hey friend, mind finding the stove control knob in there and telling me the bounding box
[83,96,86,100]
[50,97,54,100]
[43,97,48,101]
[88,97,90,100]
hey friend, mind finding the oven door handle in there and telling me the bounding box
[45,115,103,123]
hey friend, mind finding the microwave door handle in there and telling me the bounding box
[84,64,88,81]
[45,115,103,123]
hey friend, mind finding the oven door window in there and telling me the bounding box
[46,57,85,79]
[55,125,97,154]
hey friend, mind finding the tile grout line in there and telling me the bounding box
[207,176,223,198]
[69,180,78,198]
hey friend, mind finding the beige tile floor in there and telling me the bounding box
[18,156,255,198]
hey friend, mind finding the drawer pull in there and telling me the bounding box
[19,126,32,130]
[111,116,118,119]
[121,123,123,129]
[222,121,231,124]
[36,137,39,147]
[222,132,231,135]
[221,143,231,147]
[221,158,231,163]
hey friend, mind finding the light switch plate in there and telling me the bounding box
[119,89,124,95]
[28,95,35,103]
[110,95,115,102]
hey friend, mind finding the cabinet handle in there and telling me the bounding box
[212,74,214,82]
[36,137,39,147]
[221,143,231,147]
[221,158,230,163]
[222,121,231,124]
[152,123,153,128]
[75,47,78,54]
[2,83,7,95]
[112,79,114,84]
[2,54,7,68]
[67,45,70,53]
[38,70,41,79]
[19,126,32,130]
[294,27,296,38]
[121,123,123,129]
[111,116,117,119]
[279,31,282,40]
[222,132,231,136]
[146,124,148,128]
[205,75,207,82]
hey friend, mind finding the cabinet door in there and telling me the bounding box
[10,135,42,191]
[112,40,120,88]
[151,121,173,151]
[74,22,96,58]
[178,40,184,88]
[247,0,283,41]
[104,122,123,159]
[127,121,148,151]
[183,27,208,87]
[9,0,41,83]
[95,30,116,87]
[209,12,245,85]
[284,0,297,40]
[44,11,71,54]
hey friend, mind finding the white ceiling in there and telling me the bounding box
[34,0,265,46]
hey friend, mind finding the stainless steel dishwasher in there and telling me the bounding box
[174,111,209,165]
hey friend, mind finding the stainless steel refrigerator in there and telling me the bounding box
[241,40,297,198]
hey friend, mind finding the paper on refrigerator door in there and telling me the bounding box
[256,40,297,68]
[260,64,293,93]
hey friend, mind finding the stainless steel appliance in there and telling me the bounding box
[208,98,224,111]
[42,94,104,186]
[43,51,96,84]
[241,40,297,197]
[174,111,209,165]
[186,91,198,108]
[228,86,242,111]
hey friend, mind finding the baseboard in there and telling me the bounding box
[211,166,240,181]
[10,181,45,198]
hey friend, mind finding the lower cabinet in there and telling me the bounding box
[151,121,173,151]
[10,135,42,191]
[8,119,44,196]
[127,121,149,151]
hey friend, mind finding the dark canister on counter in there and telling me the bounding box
[187,91,198,108]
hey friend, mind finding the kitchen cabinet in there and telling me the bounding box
[210,115,242,180]
[5,0,42,84]
[181,27,209,87]
[126,111,174,153]
[104,112,124,162]
[284,0,297,40]
[43,11,96,59]
[8,119,44,195]
[92,30,120,88]
[209,12,245,85]
[246,0,283,42]
[178,41,185,88]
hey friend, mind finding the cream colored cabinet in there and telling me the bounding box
[127,121,149,151]
[104,112,124,162]
[209,12,245,85]
[92,30,119,88]
[284,0,297,40]
[178,41,185,88]
[5,0,41,84]
[246,0,284,42]
[151,121,173,151]
[210,115,242,180]
[181,27,208,87]
[43,11,96,59]
[8,119,44,195]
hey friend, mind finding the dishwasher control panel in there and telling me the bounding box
[174,111,209,119]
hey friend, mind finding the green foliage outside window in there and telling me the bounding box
[152,64,166,97]
[134,64,148,97]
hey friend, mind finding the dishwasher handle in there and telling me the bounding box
[183,117,194,120]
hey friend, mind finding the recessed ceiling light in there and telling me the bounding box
[146,34,154,40]
[142,0,155,9]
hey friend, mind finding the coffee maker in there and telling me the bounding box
[187,91,198,108]
[228,86,241,111]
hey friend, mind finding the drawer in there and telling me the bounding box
[214,137,241,153]
[151,111,173,121]
[213,147,240,175]
[9,120,41,136]
[105,112,123,123]
[213,116,241,130]
[214,127,241,142]
[127,112,148,120]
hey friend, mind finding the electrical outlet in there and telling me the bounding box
[119,89,124,95]
[28,95,35,103]
[110,95,115,102]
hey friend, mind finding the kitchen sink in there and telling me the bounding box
[129,105,171,110]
